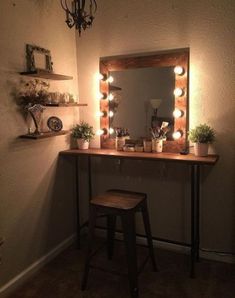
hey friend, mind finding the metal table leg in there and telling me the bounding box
[190,165,195,278]
[195,165,200,262]
[190,164,201,277]
[75,156,81,249]
[88,155,92,200]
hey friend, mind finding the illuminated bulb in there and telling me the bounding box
[173,109,183,118]
[109,127,114,134]
[98,73,105,80]
[174,88,184,97]
[172,130,183,140]
[96,111,104,117]
[96,129,104,136]
[174,66,184,75]
[108,93,114,101]
[108,111,114,117]
[98,92,107,100]
[107,76,114,83]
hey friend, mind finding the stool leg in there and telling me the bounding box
[107,214,116,259]
[81,205,97,291]
[121,212,139,298]
[141,201,158,272]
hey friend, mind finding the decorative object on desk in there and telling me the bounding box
[150,121,169,153]
[27,104,45,134]
[115,128,130,151]
[26,44,53,72]
[152,139,163,153]
[60,0,97,36]
[188,124,216,157]
[71,121,95,149]
[15,79,50,109]
[47,116,63,132]
[143,139,152,152]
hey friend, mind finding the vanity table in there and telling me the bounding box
[60,148,219,277]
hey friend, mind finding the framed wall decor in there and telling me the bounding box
[26,44,53,72]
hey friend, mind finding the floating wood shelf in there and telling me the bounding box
[20,70,73,80]
[45,103,87,107]
[19,130,69,139]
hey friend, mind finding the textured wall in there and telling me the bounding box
[0,0,79,287]
[77,0,235,253]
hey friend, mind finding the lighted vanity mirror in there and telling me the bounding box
[99,48,189,153]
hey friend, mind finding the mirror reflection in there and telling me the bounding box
[109,67,175,140]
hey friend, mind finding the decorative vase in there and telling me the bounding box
[194,143,209,157]
[152,139,163,153]
[77,139,89,150]
[27,104,45,134]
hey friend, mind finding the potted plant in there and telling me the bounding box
[188,124,215,156]
[71,121,95,149]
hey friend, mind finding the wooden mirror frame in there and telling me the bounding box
[99,48,189,153]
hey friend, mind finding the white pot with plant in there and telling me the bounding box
[188,124,215,157]
[71,121,95,150]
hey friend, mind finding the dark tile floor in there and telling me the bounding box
[9,239,235,298]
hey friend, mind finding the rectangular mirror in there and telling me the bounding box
[99,48,189,153]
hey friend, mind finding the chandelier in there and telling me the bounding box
[60,0,97,36]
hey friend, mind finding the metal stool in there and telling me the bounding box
[81,189,157,298]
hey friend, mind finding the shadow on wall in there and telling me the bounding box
[78,156,191,243]
[10,154,76,268]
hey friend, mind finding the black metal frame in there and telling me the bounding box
[75,155,201,278]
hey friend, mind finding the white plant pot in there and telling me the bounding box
[77,139,89,150]
[194,143,209,157]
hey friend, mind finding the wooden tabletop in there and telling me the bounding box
[60,148,219,165]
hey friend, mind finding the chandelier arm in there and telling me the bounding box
[81,0,86,11]
[92,0,97,13]
[60,0,67,11]
[61,0,71,13]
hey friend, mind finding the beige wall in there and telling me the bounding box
[77,0,235,252]
[0,0,79,288]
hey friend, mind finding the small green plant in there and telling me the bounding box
[188,124,215,143]
[71,121,95,141]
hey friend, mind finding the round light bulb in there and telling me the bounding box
[109,127,114,134]
[172,130,182,140]
[174,88,184,97]
[96,111,104,117]
[108,93,114,101]
[174,66,184,75]
[96,129,104,136]
[98,92,107,100]
[108,111,114,117]
[107,76,114,83]
[98,73,105,80]
[173,109,183,118]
